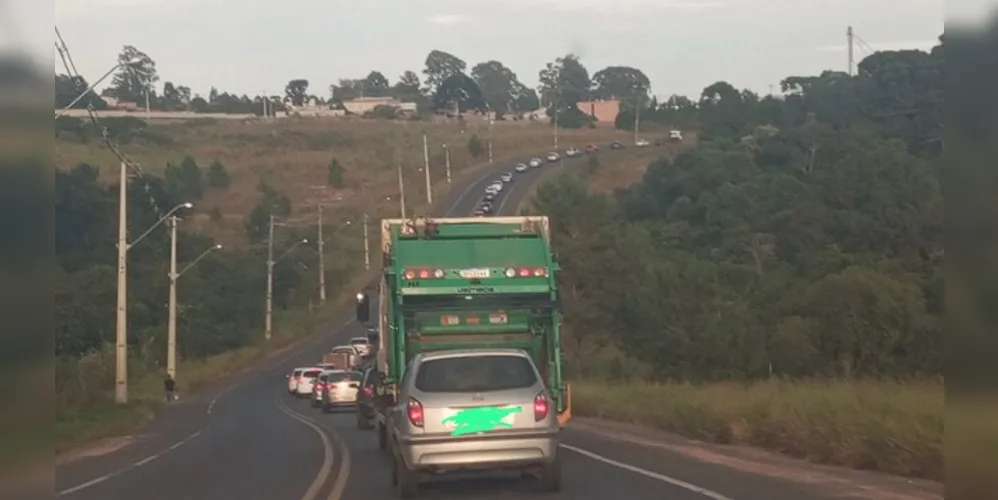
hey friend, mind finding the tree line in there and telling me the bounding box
[55,46,656,124]
[528,40,943,381]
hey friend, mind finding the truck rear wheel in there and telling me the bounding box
[377,420,387,450]
[357,409,373,429]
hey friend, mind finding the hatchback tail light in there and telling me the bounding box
[534,392,549,421]
[407,398,424,428]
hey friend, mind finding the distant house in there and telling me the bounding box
[576,99,621,124]
[342,96,416,115]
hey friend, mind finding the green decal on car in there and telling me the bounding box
[442,406,521,436]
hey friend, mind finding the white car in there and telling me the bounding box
[485,185,499,196]
[546,152,559,162]
[349,337,371,357]
[514,163,527,173]
[489,182,503,192]
[635,138,650,147]
[528,158,542,168]
[287,367,306,394]
[669,129,683,142]
[295,367,323,397]
[500,172,513,182]
[565,147,581,157]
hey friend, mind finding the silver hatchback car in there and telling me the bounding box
[388,349,561,496]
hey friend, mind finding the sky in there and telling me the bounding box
[48,0,954,101]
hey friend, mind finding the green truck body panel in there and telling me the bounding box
[375,216,567,413]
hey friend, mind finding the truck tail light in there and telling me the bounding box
[407,398,424,427]
[505,267,548,278]
[534,392,549,421]
[404,268,445,280]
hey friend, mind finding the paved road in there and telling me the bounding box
[55,146,940,500]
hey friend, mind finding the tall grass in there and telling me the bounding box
[572,378,944,480]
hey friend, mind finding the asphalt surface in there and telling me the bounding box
[55,145,938,500]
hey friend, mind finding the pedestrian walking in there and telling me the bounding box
[164,374,177,403]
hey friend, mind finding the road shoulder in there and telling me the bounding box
[567,417,942,500]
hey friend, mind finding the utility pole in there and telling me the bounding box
[363,212,370,270]
[265,214,275,340]
[553,105,559,150]
[422,133,432,205]
[847,26,854,76]
[114,161,129,404]
[634,94,641,144]
[145,91,151,120]
[317,204,326,304]
[443,144,451,184]
[167,215,178,379]
[487,113,494,163]
[397,158,407,219]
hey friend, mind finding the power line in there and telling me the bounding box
[54,26,167,221]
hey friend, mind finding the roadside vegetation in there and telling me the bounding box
[525,41,945,479]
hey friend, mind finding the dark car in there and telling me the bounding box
[610,141,625,150]
[484,192,496,202]
[355,366,384,429]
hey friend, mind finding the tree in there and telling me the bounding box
[285,79,309,106]
[164,156,204,201]
[107,45,158,103]
[432,73,486,113]
[538,54,591,108]
[468,134,484,158]
[55,74,106,110]
[207,160,230,189]
[590,66,651,106]
[246,182,292,242]
[395,70,421,100]
[362,71,391,97]
[327,158,345,187]
[422,50,467,95]
[471,60,526,112]
[330,79,363,103]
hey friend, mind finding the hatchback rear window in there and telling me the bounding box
[303,370,321,378]
[292,370,302,376]
[350,339,366,345]
[327,372,362,383]
[414,355,537,393]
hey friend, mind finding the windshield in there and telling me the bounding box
[414,355,537,393]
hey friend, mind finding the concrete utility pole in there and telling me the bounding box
[114,161,191,404]
[167,216,178,378]
[487,113,494,163]
[317,204,326,304]
[422,133,432,205]
[397,158,407,218]
[114,161,128,404]
[634,95,641,144]
[265,214,275,340]
[167,216,219,380]
[847,26,855,76]
[363,212,370,270]
[443,144,451,184]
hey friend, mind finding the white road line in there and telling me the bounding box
[560,444,734,500]
[494,184,517,215]
[274,398,335,500]
[57,431,201,497]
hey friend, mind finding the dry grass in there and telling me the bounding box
[572,379,944,480]
[55,118,629,247]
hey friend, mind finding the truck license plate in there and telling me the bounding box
[459,268,490,279]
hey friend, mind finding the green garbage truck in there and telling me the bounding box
[355,215,572,449]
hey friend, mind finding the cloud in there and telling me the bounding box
[815,39,939,53]
[427,14,469,26]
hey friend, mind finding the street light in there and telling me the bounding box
[265,238,308,340]
[166,214,221,379]
[114,189,193,404]
[56,57,144,118]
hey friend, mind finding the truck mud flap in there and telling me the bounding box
[557,383,572,427]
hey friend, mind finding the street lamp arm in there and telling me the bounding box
[274,239,307,265]
[177,245,221,279]
[55,59,140,118]
[129,203,192,251]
